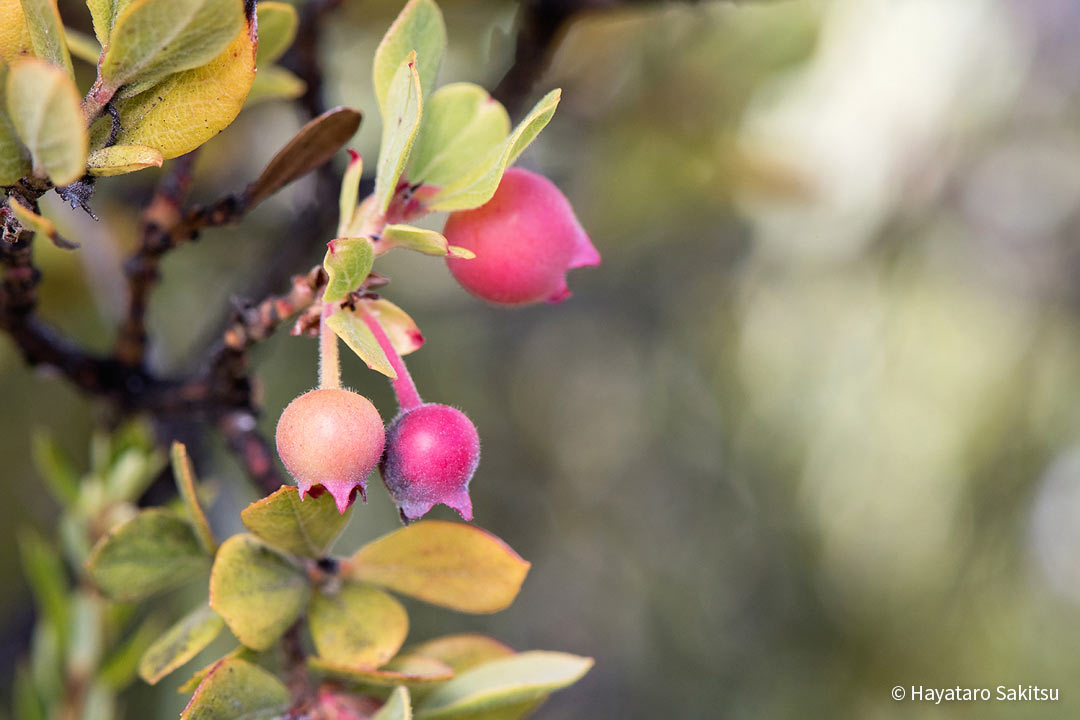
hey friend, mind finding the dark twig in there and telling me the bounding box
[283,0,347,121]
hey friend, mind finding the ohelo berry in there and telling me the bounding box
[444,167,600,305]
[275,388,385,513]
[381,403,480,521]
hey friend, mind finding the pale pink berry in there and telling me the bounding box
[275,388,385,513]
[444,168,600,306]
[381,403,480,521]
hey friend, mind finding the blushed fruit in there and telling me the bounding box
[275,388,386,513]
[381,403,480,521]
[444,167,600,306]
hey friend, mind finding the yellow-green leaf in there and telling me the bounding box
[361,298,423,356]
[310,654,453,687]
[176,648,254,694]
[378,223,473,260]
[138,604,224,685]
[20,0,73,76]
[240,485,352,558]
[0,79,29,184]
[85,0,139,47]
[375,53,422,214]
[424,89,561,212]
[326,307,396,379]
[208,534,309,651]
[408,83,510,188]
[244,64,305,106]
[86,144,163,177]
[322,236,374,304]
[170,442,217,554]
[5,57,87,185]
[64,26,101,64]
[0,1,31,62]
[181,657,289,720]
[338,150,363,236]
[92,19,256,159]
[406,635,515,674]
[86,509,208,601]
[308,581,408,670]
[345,521,530,614]
[100,0,245,91]
[255,1,297,67]
[375,686,413,720]
[415,652,593,720]
[372,0,444,115]
[8,197,77,249]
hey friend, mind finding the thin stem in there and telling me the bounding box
[319,299,341,390]
[359,306,422,411]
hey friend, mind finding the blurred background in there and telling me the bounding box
[6,0,1080,717]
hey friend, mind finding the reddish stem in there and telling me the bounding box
[359,306,422,411]
[319,299,341,389]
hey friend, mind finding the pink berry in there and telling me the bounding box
[275,388,386,513]
[381,403,480,521]
[444,168,600,306]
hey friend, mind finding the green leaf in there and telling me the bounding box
[424,89,561,212]
[63,26,101,64]
[309,654,453,688]
[91,20,256,159]
[30,429,80,504]
[362,298,423,356]
[99,615,165,690]
[5,57,87,185]
[345,521,530,614]
[415,652,593,720]
[14,663,46,720]
[17,530,69,645]
[176,647,254,694]
[241,485,352,558]
[243,64,305,106]
[374,686,413,720]
[338,151,363,236]
[209,534,310,651]
[100,0,245,91]
[85,0,138,47]
[181,657,289,720]
[139,605,225,685]
[322,236,374,304]
[86,144,163,176]
[20,0,73,76]
[0,66,31,185]
[66,590,104,679]
[308,581,409,669]
[406,635,515,674]
[408,83,510,188]
[104,445,161,501]
[375,53,422,214]
[372,0,444,115]
[8,198,78,249]
[171,442,217,554]
[86,508,208,601]
[254,1,297,67]
[379,224,447,257]
[245,106,361,208]
[326,307,396,379]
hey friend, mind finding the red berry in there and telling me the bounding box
[444,168,600,306]
[275,388,386,513]
[381,403,480,521]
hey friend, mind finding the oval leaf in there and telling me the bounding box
[375,53,422,214]
[372,0,444,115]
[100,0,245,91]
[92,18,255,159]
[176,648,254,694]
[209,534,310,651]
[374,686,413,720]
[86,509,208,602]
[310,654,453,688]
[240,485,352,558]
[138,604,224,685]
[171,442,217,554]
[86,144,162,176]
[346,521,530,614]
[408,83,510,188]
[322,236,374,304]
[415,652,593,720]
[378,224,449,257]
[308,581,409,670]
[406,635,515,674]
[20,0,73,76]
[255,1,297,66]
[326,307,396,379]
[5,57,87,185]
[362,298,423,356]
[424,89,560,213]
[181,657,289,720]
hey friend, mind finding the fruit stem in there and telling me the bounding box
[319,300,341,390]
[358,306,423,411]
